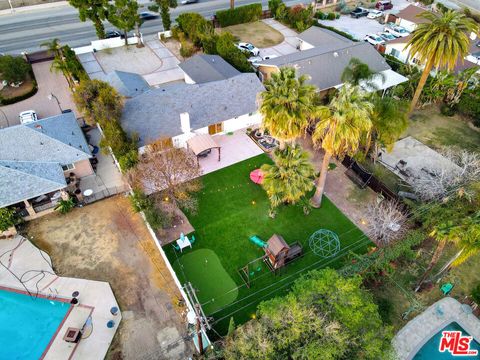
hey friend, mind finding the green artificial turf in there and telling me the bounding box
[163,154,370,334]
[172,249,238,314]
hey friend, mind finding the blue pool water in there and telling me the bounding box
[0,289,70,360]
[414,322,480,359]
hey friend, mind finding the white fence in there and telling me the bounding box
[73,35,142,55]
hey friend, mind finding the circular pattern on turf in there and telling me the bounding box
[309,229,341,258]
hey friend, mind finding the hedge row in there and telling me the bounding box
[216,3,262,27]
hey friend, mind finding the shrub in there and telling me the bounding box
[130,190,172,230]
[457,90,480,127]
[314,11,326,20]
[287,4,314,31]
[382,54,403,72]
[440,103,456,117]
[201,34,219,54]
[176,12,213,46]
[472,283,480,305]
[327,12,336,20]
[268,0,283,16]
[375,297,393,325]
[216,3,262,27]
[61,46,88,82]
[118,149,139,170]
[0,55,31,84]
[215,32,252,72]
[275,3,289,21]
[180,41,196,58]
[0,208,18,231]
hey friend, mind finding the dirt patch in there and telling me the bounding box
[27,196,193,359]
[0,74,35,99]
[218,21,285,48]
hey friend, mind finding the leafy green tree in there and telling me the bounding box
[215,32,252,72]
[55,198,75,214]
[69,0,109,39]
[406,10,478,112]
[260,67,318,149]
[311,85,373,207]
[224,268,393,359]
[261,145,315,214]
[0,208,18,232]
[0,55,31,84]
[149,0,177,31]
[108,0,139,46]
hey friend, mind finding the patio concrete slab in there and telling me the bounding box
[77,52,96,63]
[0,61,80,128]
[82,60,104,74]
[94,46,163,75]
[198,130,263,175]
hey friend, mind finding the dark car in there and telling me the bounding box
[105,30,122,39]
[139,12,159,20]
[350,7,369,18]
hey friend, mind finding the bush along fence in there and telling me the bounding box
[215,3,263,27]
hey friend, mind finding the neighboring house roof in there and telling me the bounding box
[259,42,391,91]
[104,70,150,98]
[297,27,353,49]
[396,5,429,24]
[121,73,264,146]
[0,161,66,208]
[388,33,412,45]
[178,55,241,83]
[0,112,91,208]
[0,112,91,164]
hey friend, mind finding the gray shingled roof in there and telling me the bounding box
[178,55,241,84]
[0,112,91,164]
[0,161,66,208]
[121,73,264,146]
[105,70,150,98]
[297,27,353,49]
[0,112,91,208]
[259,42,391,91]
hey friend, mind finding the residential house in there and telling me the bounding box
[385,5,479,70]
[121,69,264,152]
[0,112,92,219]
[178,54,241,84]
[256,27,407,94]
[104,70,151,98]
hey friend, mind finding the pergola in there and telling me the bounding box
[187,134,221,163]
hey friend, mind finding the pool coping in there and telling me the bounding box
[393,297,480,360]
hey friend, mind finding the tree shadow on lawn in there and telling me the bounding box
[163,154,371,334]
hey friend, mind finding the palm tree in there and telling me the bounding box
[260,67,318,149]
[40,38,62,57]
[261,144,316,214]
[310,85,373,208]
[415,212,480,291]
[406,10,478,112]
[55,198,75,214]
[341,57,385,90]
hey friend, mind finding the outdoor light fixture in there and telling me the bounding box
[251,200,256,205]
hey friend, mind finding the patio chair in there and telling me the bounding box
[190,235,196,245]
[441,283,454,296]
[173,244,180,251]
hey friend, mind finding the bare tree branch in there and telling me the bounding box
[365,200,409,247]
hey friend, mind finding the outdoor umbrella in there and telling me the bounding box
[249,169,264,184]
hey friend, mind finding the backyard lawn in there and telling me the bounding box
[164,154,369,334]
[217,21,284,48]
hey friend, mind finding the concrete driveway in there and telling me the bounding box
[318,0,413,41]
[0,61,79,128]
[259,19,300,58]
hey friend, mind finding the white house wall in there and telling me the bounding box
[386,43,411,64]
[397,19,417,33]
[222,112,262,133]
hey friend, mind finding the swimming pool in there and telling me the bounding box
[413,322,480,359]
[0,288,71,360]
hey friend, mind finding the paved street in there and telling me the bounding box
[0,0,307,55]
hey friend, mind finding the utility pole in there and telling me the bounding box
[184,282,210,355]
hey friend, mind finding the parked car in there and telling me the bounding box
[139,12,158,20]
[367,10,383,19]
[384,25,410,37]
[105,30,122,39]
[378,32,396,41]
[19,110,38,124]
[364,34,385,46]
[181,0,198,4]
[376,0,393,10]
[350,7,369,18]
[236,42,260,56]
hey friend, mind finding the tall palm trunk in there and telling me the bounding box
[310,151,332,208]
[414,238,447,292]
[230,0,234,9]
[410,57,434,113]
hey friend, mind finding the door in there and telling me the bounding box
[208,123,223,135]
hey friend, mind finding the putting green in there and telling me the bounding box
[173,249,238,314]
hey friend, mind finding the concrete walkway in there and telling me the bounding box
[393,297,480,360]
[260,19,300,58]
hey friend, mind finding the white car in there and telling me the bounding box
[378,32,396,42]
[385,25,410,37]
[367,10,383,19]
[19,110,38,124]
[364,34,385,46]
[236,42,260,56]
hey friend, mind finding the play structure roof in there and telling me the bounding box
[267,234,289,256]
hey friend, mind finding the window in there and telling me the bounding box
[62,163,75,171]
[390,48,400,59]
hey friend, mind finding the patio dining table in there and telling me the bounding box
[176,236,192,252]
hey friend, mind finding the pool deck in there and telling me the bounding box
[0,235,121,360]
[393,297,480,359]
